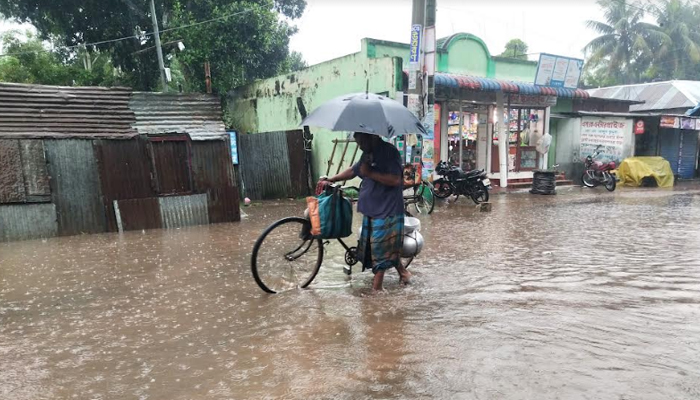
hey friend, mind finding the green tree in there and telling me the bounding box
[0,30,130,86]
[650,0,700,80]
[281,50,307,73]
[584,0,667,84]
[167,0,301,93]
[0,0,306,91]
[0,31,73,84]
[499,39,528,59]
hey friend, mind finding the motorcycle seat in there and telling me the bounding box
[460,169,483,179]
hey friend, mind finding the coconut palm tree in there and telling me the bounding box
[650,0,700,80]
[584,0,668,84]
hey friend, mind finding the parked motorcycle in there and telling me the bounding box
[582,145,616,192]
[433,161,491,204]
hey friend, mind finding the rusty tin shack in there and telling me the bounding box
[0,83,240,242]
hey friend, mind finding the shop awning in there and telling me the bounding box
[434,73,590,99]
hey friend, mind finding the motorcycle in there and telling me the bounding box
[582,145,617,192]
[432,161,491,204]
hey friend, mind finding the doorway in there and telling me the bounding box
[491,108,544,173]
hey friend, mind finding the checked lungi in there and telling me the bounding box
[357,214,404,274]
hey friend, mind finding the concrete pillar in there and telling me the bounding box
[458,104,464,169]
[497,91,508,187]
[440,101,449,162]
[486,105,493,174]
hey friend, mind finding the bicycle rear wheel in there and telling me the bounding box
[414,182,435,215]
[251,217,323,294]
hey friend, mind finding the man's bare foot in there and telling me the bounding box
[399,270,412,285]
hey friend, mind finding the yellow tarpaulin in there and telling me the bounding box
[617,157,674,188]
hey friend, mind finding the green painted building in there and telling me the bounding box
[228,32,625,187]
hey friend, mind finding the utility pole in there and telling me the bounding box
[407,0,426,120]
[150,0,168,92]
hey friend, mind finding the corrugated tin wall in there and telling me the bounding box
[113,198,162,232]
[190,140,240,224]
[130,92,227,140]
[158,194,209,229]
[0,203,58,241]
[238,130,309,200]
[95,139,156,231]
[149,139,193,195]
[191,141,236,191]
[0,83,240,242]
[44,139,107,235]
[0,83,137,139]
[286,130,309,198]
[207,186,240,224]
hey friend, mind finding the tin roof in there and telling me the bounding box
[587,81,700,112]
[0,82,137,139]
[129,92,227,140]
[435,73,590,99]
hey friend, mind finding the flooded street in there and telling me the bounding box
[2,187,700,399]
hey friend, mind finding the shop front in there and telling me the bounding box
[433,73,585,186]
[634,114,700,179]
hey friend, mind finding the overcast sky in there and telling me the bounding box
[290,0,607,66]
[2,0,607,64]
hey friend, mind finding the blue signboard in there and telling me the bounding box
[228,131,238,165]
[534,53,584,89]
[409,24,422,64]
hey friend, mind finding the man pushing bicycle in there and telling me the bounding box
[319,132,412,291]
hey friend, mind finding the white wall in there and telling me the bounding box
[555,116,635,183]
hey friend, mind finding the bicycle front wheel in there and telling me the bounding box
[251,217,323,294]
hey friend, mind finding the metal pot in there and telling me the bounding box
[401,230,424,257]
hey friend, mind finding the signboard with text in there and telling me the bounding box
[580,118,627,162]
[409,24,422,65]
[660,115,679,128]
[228,131,238,164]
[534,53,584,89]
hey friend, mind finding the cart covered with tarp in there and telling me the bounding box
[617,157,674,188]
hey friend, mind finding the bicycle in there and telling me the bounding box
[402,164,435,216]
[251,185,420,294]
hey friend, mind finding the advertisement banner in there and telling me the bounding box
[660,115,679,128]
[228,131,238,165]
[680,117,694,130]
[421,139,434,179]
[407,94,421,117]
[580,118,627,161]
[634,119,645,134]
[534,53,584,89]
[422,107,435,140]
[409,24,422,64]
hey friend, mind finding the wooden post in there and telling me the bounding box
[204,61,212,94]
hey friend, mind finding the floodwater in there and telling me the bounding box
[2,187,700,399]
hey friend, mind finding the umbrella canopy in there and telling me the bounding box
[300,92,427,138]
